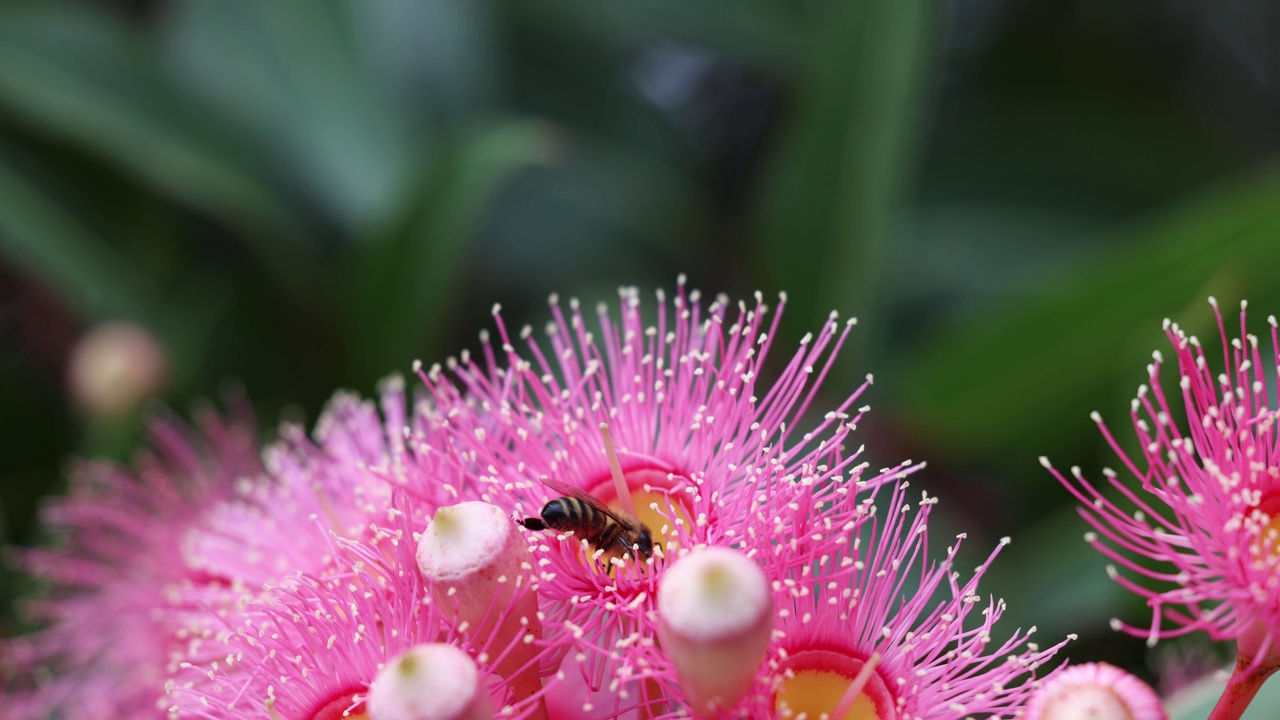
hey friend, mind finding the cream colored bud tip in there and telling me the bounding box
[67,322,169,419]
[367,644,493,720]
[417,502,513,581]
[1038,456,1052,469]
[1024,663,1165,720]
[658,548,773,716]
[659,548,771,640]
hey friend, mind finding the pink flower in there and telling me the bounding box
[4,405,260,720]
[168,497,567,720]
[1024,662,1166,720]
[10,278,1076,720]
[165,380,487,715]
[633,474,1071,719]
[1043,299,1280,667]
[179,378,463,588]
[415,280,875,689]
[7,379,478,720]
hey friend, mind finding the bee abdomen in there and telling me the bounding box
[540,498,582,530]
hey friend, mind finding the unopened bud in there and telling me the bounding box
[658,548,773,716]
[367,644,492,720]
[67,322,168,419]
[1025,663,1166,720]
[417,502,547,719]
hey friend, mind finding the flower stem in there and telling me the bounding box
[1208,656,1279,720]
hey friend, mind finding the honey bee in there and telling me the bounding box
[519,476,655,561]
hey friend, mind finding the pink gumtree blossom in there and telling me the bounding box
[413,280,877,693]
[633,469,1070,719]
[1045,298,1280,720]
[8,278,1083,720]
[4,405,259,720]
[168,496,567,720]
[1024,662,1166,720]
[7,379,477,720]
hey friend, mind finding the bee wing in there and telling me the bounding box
[536,476,633,525]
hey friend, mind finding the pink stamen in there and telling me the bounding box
[600,423,638,516]
[830,653,882,720]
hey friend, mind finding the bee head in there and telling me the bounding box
[635,526,655,557]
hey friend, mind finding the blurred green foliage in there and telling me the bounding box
[3,0,1279,690]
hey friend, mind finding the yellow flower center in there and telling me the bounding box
[1258,494,1280,556]
[776,670,880,720]
[774,651,895,720]
[616,487,693,550]
[593,465,694,550]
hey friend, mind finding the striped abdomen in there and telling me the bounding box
[535,497,627,550]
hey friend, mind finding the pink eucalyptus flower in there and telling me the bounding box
[7,379,479,720]
[169,496,567,720]
[632,473,1071,720]
[414,280,876,692]
[164,380,485,715]
[4,405,260,720]
[1044,298,1280,718]
[178,377,464,589]
[1024,662,1166,720]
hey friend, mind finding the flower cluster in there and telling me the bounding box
[5,279,1070,720]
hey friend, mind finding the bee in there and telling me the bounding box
[519,476,655,561]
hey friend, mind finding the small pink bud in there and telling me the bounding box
[367,644,493,720]
[417,502,547,719]
[1026,663,1167,720]
[66,321,168,419]
[657,547,773,716]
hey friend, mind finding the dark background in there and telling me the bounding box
[4,0,1280,706]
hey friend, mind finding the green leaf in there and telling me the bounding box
[898,166,1280,462]
[160,0,424,231]
[0,143,159,323]
[987,504,1131,643]
[0,3,317,295]
[1168,667,1280,720]
[518,0,801,72]
[752,0,936,333]
[0,140,218,391]
[345,119,557,383]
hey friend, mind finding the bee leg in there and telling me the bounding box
[520,517,547,531]
[615,537,636,560]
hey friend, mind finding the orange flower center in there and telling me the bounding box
[1259,493,1280,555]
[774,650,896,720]
[588,465,694,551]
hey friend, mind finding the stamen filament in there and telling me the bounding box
[831,653,882,720]
[600,423,637,516]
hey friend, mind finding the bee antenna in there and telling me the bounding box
[599,422,638,516]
